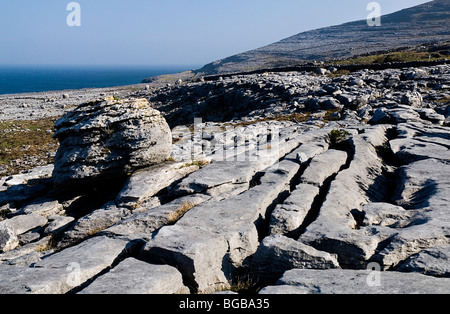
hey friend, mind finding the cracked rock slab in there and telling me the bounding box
[0,236,134,294]
[78,258,189,294]
[139,225,230,294]
[260,269,450,294]
[250,235,340,285]
[300,128,389,268]
[116,162,199,208]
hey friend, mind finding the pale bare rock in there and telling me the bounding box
[0,236,134,294]
[250,235,340,285]
[0,223,19,253]
[300,126,390,268]
[269,184,320,236]
[78,258,189,294]
[299,149,348,187]
[260,269,450,294]
[116,162,199,208]
[52,98,172,192]
[140,225,230,294]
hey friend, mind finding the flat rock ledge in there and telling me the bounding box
[1,64,450,294]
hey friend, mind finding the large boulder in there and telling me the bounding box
[52,98,172,191]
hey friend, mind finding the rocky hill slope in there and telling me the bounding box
[1,61,450,294]
[197,0,450,75]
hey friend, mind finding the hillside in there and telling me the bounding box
[197,0,450,75]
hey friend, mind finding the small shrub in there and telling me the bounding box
[328,129,350,146]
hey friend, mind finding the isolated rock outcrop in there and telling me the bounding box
[52,97,172,191]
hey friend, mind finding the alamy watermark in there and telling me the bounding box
[66,2,81,27]
[366,262,382,287]
[171,118,283,164]
[367,2,381,27]
[66,262,82,288]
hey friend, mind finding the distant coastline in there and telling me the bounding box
[0,65,200,95]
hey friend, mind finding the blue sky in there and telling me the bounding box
[0,0,430,66]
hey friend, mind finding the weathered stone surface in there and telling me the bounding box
[0,264,74,294]
[0,236,53,265]
[416,108,446,125]
[44,215,75,236]
[371,158,450,268]
[260,269,450,294]
[1,165,54,188]
[140,158,302,293]
[18,198,63,218]
[2,214,47,236]
[389,122,450,162]
[269,184,319,236]
[362,202,416,227]
[78,258,189,294]
[171,161,261,196]
[401,91,423,108]
[0,223,19,252]
[140,225,230,293]
[389,106,423,124]
[397,245,450,277]
[300,127,389,268]
[116,162,199,208]
[1,62,450,294]
[0,236,133,294]
[299,149,348,187]
[58,201,130,249]
[250,235,340,285]
[52,98,172,191]
[104,194,209,240]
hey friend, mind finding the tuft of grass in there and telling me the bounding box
[328,129,350,146]
[435,96,450,105]
[181,160,210,169]
[327,69,351,78]
[168,202,196,224]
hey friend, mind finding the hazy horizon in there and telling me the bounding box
[0,0,430,67]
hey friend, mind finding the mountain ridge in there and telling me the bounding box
[196,0,450,75]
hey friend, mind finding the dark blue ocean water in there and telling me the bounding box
[0,65,199,95]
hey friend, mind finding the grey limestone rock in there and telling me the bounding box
[1,61,450,294]
[0,236,133,294]
[397,246,450,277]
[18,198,63,218]
[140,225,230,294]
[250,235,340,285]
[300,149,348,187]
[58,201,130,249]
[0,223,19,253]
[52,98,172,192]
[2,214,47,236]
[269,184,320,236]
[401,91,423,108]
[261,269,450,294]
[78,258,189,294]
[300,127,390,268]
[116,162,199,208]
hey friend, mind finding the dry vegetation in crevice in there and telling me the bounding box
[0,117,59,176]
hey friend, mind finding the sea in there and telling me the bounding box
[0,65,199,95]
